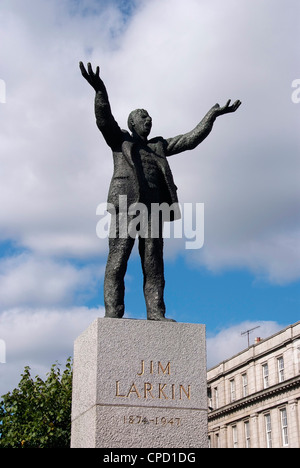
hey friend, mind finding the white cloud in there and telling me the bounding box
[207,320,284,369]
[199,229,300,285]
[0,0,118,257]
[0,253,102,308]
[0,305,104,396]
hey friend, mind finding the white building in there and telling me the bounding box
[207,321,300,448]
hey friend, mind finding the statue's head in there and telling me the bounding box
[128,109,152,139]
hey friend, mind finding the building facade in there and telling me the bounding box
[207,321,300,448]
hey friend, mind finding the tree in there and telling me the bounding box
[0,358,72,448]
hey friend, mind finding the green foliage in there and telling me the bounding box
[0,358,72,448]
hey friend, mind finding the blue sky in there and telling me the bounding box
[128,256,300,328]
[0,0,299,395]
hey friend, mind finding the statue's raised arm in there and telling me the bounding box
[165,99,241,156]
[79,62,122,149]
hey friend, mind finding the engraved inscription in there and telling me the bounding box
[123,415,181,426]
[115,361,191,402]
[137,360,171,376]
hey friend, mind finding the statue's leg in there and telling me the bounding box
[104,215,135,318]
[139,234,175,322]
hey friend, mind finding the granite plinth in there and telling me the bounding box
[71,318,207,448]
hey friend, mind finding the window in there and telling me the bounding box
[262,363,269,389]
[214,387,219,409]
[215,433,220,448]
[277,356,285,382]
[230,379,236,402]
[232,425,238,448]
[244,420,251,448]
[265,413,272,448]
[208,387,212,409]
[242,373,248,397]
[280,408,289,446]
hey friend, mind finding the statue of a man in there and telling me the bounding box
[80,62,241,321]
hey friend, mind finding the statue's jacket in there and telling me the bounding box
[94,84,216,222]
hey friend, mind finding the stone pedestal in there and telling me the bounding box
[71,318,207,448]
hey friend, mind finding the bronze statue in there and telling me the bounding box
[80,62,241,321]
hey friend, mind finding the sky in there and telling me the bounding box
[0,0,299,396]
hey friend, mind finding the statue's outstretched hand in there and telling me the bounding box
[79,62,103,92]
[213,99,242,116]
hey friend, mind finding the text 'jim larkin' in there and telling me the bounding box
[115,361,191,401]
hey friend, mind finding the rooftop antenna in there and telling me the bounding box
[241,325,260,347]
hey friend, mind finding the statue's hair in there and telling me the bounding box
[127,109,147,132]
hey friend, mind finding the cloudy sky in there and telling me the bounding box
[0,0,299,396]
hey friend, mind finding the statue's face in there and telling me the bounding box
[132,109,152,138]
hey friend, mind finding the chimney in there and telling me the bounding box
[255,337,262,344]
